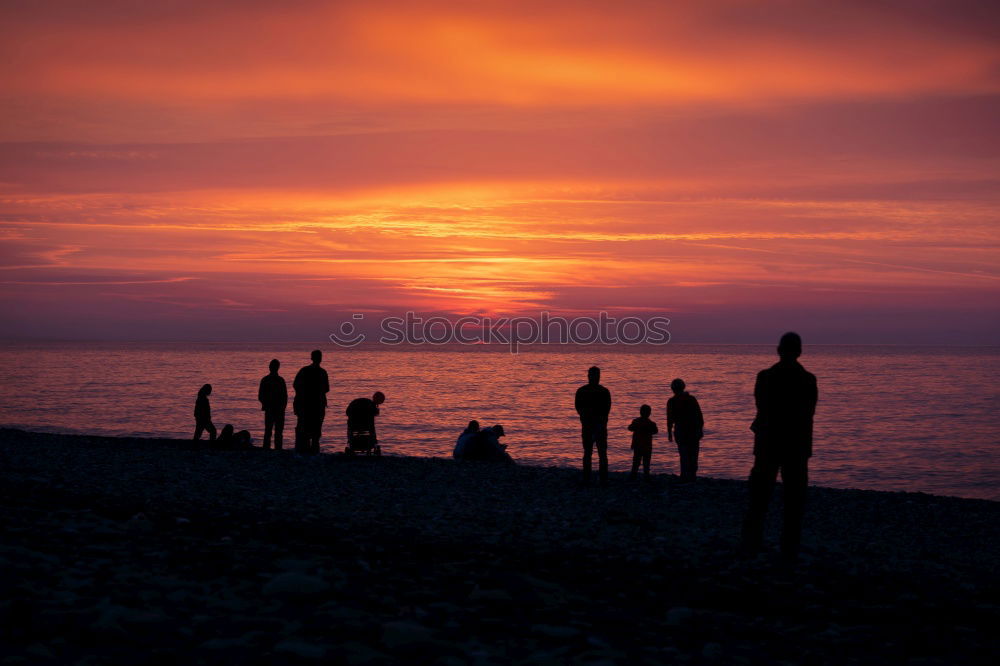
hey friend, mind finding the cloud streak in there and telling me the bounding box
[0,0,997,341]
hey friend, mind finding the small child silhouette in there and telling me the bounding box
[628,404,658,479]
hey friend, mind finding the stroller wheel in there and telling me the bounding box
[374,445,381,457]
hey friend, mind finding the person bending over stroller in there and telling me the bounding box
[345,391,385,454]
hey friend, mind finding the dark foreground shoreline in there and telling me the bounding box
[1,429,997,665]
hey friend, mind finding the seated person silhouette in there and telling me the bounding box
[453,420,480,459]
[215,424,253,450]
[345,391,385,453]
[455,423,512,462]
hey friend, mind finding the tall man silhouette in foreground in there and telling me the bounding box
[741,332,818,560]
[293,349,329,454]
[258,358,287,449]
[575,366,612,485]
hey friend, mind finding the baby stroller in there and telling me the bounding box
[346,429,381,456]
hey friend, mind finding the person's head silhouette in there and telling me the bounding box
[199,383,212,396]
[491,424,505,438]
[777,332,802,361]
[588,366,601,385]
[372,391,385,405]
[269,358,280,373]
[639,404,652,417]
[670,378,685,394]
[467,420,480,432]
[311,349,322,365]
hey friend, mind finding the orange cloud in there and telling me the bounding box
[0,1,997,341]
[2,1,998,141]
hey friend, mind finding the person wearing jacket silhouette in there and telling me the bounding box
[575,366,612,484]
[741,332,818,561]
[258,359,288,450]
[667,378,704,482]
[293,350,329,454]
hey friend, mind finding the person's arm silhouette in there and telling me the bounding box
[666,398,674,442]
[693,396,704,438]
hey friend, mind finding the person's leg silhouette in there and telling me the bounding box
[273,411,284,450]
[741,457,779,555]
[581,425,594,482]
[595,425,609,484]
[263,412,274,449]
[779,458,808,559]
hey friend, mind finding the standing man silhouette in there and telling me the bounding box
[741,332,818,561]
[293,350,329,455]
[258,359,287,450]
[667,378,704,483]
[575,366,612,485]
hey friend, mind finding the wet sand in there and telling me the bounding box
[1,428,997,665]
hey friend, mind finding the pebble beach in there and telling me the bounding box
[1,429,997,665]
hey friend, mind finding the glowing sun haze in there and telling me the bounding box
[1,0,998,342]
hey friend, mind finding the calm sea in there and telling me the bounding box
[1,343,997,500]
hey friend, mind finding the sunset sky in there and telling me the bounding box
[1,0,997,343]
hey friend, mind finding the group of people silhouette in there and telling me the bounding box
[574,367,706,484]
[193,350,385,456]
[454,421,511,462]
[193,332,817,560]
[572,332,817,559]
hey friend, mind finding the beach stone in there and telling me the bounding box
[341,641,391,665]
[201,634,258,650]
[276,558,314,572]
[90,610,126,639]
[380,621,434,649]
[24,644,54,660]
[666,607,694,626]
[262,572,330,599]
[531,624,582,639]
[125,513,153,534]
[701,642,724,660]
[274,640,328,659]
[468,588,513,603]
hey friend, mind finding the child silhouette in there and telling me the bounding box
[628,404,658,479]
